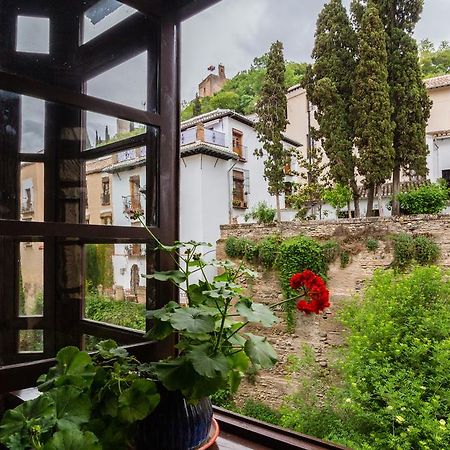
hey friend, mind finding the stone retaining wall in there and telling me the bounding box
[217,215,450,407]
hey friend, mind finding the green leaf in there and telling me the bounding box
[187,282,211,306]
[244,333,278,369]
[48,386,91,431]
[153,359,197,393]
[38,347,95,391]
[170,308,216,334]
[95,339,129,360]
[187,344,230,378]
[118,379,160,423]
[44,429,101,450]
[236,301,278,327]
[144,319,174,341]
[143,270,186,284]
[0,395,55,444]
[146,301,179,320]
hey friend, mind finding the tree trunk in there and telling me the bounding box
[391,163,401,216]
[275,194,282,233]
[350,180,360,218]
[366,183,375,217]
[377,184,384,217]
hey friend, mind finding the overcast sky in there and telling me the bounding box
[181,0,450,102]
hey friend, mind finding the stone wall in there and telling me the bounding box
[217,215,450,407]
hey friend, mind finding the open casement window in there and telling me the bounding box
[232,128,244,159]
[232,170,249,209]
[0,0,182,394]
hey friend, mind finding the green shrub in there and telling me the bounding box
[335,267,450,449]
[256,236,281,268]
[210,389,236,411]
[366,238,379,252]
[321,240,341,264]
[276,236,327,330]
[392,233,440,268]
[241,399,281,426]
[225,237,241,258]
[277,267,450,449]
[244,201,276,224]
[85,292,145,331]
[340,251,350,268]
[397,180,449,215]
[392,233,416,268]
[244,240,259,262]
[414,235,440,265]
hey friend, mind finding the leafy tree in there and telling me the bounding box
[351,2,393,217]
[255,41,292,225]
[289,145,329,219]
[322,183,352,216]
[419,39,450,78]
[352,0,432,216]
[303,0,360,216]
[181,56,307,121]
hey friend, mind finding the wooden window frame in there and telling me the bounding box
[0,0,180,394]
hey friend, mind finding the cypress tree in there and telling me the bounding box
[255,40,291,225]
[352,1,394,217]
[303,0,360,216]
[193,94,202,116]
[352,0,431,215]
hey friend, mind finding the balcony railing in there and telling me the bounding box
[232,143,248,160]
[180,128,226,147]
[101,192,110,205]
[122,194,142,214]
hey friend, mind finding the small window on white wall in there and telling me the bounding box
[16,16,50,54]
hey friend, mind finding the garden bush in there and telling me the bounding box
[336,267,450,449]
[277,267,450,449]
[321,240,341,264]
[241,399,281,426]
[392,233,440,268]
[244,201,276,224]
[414,235,440,265]
[340,251,350,268]
[366,238,379,252]
[276,236,327,330]
[85,292,145,331]
[256,235,281,268]
[397,180,449,215]
[224,237,254,259]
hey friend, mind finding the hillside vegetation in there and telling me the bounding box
[181,54,307,121]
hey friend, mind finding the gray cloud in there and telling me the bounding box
[181,0,449,102]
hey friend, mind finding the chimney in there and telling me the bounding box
[196,123,205,142]
[117,118,129,135]
[218,63,225,79]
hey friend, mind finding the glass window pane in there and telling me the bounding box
[16,16,50,54]
[20,163,44,221]
[84,112,146,150]
[84,243,146,331]
[18,330,44,353]
[19,241,44,316]
[21,95,45,153]
[85,148,148,226]
[83,0,137,44]
[86,52,148,110]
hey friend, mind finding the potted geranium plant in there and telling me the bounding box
[0,210,330,449]
[132,212,330,449]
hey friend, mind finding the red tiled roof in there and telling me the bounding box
[424,74,450,90]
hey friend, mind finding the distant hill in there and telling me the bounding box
[181,54,307,121]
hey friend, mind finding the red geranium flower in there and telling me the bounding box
[289,270,330,315]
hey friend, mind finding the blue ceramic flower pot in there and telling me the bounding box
[135,389,213,450]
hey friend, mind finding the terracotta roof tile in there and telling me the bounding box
[424,74,450,89]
